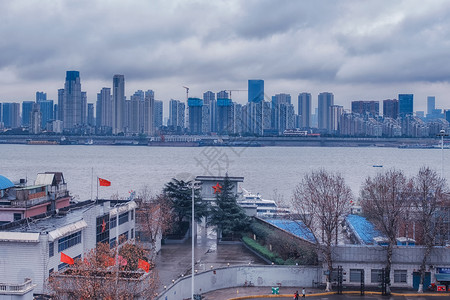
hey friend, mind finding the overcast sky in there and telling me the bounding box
[1,0,450,113]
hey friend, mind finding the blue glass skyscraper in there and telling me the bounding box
[248,80,264,103]
[398,94,413,117]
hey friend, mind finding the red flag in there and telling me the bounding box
[105,256,115,267]
[118,255,127,266]
[138,259,150,273]
[101,219,106,233]
[60,252,74,265]
[99,178,111,187]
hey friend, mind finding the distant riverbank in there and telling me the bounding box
[0,134,444,148]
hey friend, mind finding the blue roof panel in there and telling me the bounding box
[266,219,316,243]
[0,175,14,190]
[346,214,383,244]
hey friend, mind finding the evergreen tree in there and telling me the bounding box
[163,178,207,232]
[208,174,250,239]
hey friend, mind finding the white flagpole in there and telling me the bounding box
[90,168,93,201]
[96,177,99,202]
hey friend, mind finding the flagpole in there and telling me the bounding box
[91,168,93,201]
[96,177,99,202]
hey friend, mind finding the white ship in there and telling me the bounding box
[237,188,290,218]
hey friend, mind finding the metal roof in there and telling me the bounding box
[35,173,55,186]
[0,175,14,190]
[0,232,40,243]
[48,220,88,241]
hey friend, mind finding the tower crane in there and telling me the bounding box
[182,86,189,100]
[226,89,247,100]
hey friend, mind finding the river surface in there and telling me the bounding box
[1,144,448,203]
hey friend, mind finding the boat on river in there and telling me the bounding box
[237,188,290,218]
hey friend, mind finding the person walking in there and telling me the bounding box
[302,288,306,298]
[294,290,299,299]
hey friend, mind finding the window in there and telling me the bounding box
[49,268,54,276]
[119,212,129,225]
[394,270,407,283]
[131,229,134,239]
[110,216,117,229]
[350,269,363,283]
[58,231,81,252]
[109,237,116,249]
[13,213,21,221]
[96,215,110,244]
[119,232,128,244]
[49,242,54,257]
[371,269,383,283]
[130,210,134,221]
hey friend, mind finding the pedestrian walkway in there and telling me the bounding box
[154,224,266,293]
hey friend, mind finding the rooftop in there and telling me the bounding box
[0,175,14,190]
[265,219,316,243]
[346,214,383,245]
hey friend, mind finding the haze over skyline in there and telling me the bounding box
[1,0,450,111]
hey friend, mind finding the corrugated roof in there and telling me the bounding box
[0,232,40,242]
[48,220,88,241]
[35,173,55,186]
[0,175,14,190]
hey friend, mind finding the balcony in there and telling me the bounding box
[0,278,36,295]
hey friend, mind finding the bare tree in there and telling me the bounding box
[136,187,173,260]
[47,242,158,299]
[411,167,449,292]
[292,170,353,291]
[359,169,411,294]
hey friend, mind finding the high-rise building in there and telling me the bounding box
[36,91,47,103]
[96,87,112,129]
[217,90,229,100]
[271,93,291,105]
[217,98,233,134]
[168,99,185,132]
[59,71,84,129]
[351,101,380,116]
[87,103,95,127]
[298,93,311,128]
[272,94,294,134]
[2,103,20,129]
[329,105,343,133]
[203,91,215,105]
[129,91,143,134]
[427,96,435,115]
[398,94,413,117]
[203,91,216,133]
[248,80,264,103]
[318,92,334,131]
[153,100,163,131]
[39,100,54,128]
[188,98,203,134]
[143,90,154,135]
[383,99,398,119]
[22,101,34,127]
[112,74,125,134]
[30,103,41,134]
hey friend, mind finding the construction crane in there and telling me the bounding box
[182,86,189,100]
[226,89,247,100]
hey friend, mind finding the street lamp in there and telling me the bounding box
[437,129,448,178]
[191,180,201,300]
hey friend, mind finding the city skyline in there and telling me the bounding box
[1,1,450,112]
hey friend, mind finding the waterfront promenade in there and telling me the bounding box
[154,225,450,299]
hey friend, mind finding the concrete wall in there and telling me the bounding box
[156,265,321,300]
[331,245,450,288]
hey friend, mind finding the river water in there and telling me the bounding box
[1,144,448,203]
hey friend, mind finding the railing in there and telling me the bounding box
[11,195,50,207]
[0,278,35,294]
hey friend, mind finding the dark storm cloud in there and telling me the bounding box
[2,0,450,105]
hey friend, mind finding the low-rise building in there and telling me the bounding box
[0,199,136,295]
[0,172,70,224]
